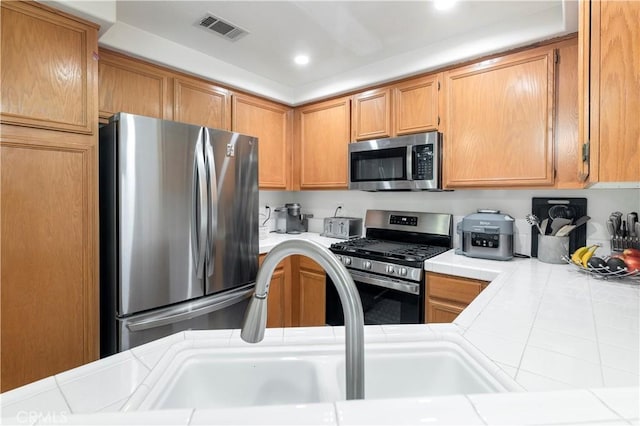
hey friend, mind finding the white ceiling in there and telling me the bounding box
[48,0,578,105]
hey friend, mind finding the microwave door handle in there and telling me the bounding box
[406,145,413,180]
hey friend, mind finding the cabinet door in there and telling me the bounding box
[173,77,231,130]
[259,255,291,328]
[426,299,463,323]
[232,95,292,189]
[352,88,392,141]
[266,266,287,328]
[582,0,640,182]
[296,97,350,189]
[297,256,326,327]
[1,130,98,391]
[393,74,440,135]
[98,49,172,122]
[1,1,98,134]
[425,272,488,324]
[444,47,556,188]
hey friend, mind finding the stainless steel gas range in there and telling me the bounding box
[326,210,453,325]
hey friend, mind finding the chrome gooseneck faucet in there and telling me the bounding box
[241,239,365,400]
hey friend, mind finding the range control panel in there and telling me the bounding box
[389,215,418,226]
[471,232,500,249]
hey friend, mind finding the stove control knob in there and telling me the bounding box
[386,265,395,274]
[337,255,343,263]
[363,261,372,270]
[344,257,352,266]
[399,267,408,277]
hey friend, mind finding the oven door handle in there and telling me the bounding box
[349,270,420,295]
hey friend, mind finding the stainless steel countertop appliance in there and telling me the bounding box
[322,216,363,240]
[456,210,514,261]
[326,209,453,325]
[274,203,313,234]
[99,113,258,357]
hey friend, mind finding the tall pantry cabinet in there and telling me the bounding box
[0,1,99,391]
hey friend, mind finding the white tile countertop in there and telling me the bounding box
[2,233,638,425]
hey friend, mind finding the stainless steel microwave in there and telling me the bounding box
[348,131,442,191]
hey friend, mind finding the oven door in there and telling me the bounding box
[325,270,422,325]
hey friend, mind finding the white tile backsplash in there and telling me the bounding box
[260,188,640,256]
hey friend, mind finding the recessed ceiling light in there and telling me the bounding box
[294,54,310,66]
[433,0,457,11]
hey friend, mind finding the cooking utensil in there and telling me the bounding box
[636,222,640,240]
[555,224,576,237]
[526,214,543,234]
[548,204,576,220]
[572,215,591,229]
[550,218,572,236]
[541,218,550,235]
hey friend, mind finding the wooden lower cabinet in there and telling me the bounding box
[295,256,326,327]
[258,254,327,328]
[259,254,291,328]
[0,126,99,392]
[425,272,488,323]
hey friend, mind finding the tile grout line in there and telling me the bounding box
[514,267,553,378]
[587,388,632,424]
[463,394,488,426]
[186,407,195,425]
[586,274,607,387]
[52,375,73,415]
[332,401,341,426]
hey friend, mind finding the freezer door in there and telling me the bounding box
[204,128,259,294]
[117,113,206,316]
[113,284,254,354]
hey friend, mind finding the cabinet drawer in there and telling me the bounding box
[427,272,485,304]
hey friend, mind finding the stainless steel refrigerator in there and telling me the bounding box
[99,113,258,357]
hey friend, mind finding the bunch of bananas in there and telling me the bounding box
[570,244,600,267]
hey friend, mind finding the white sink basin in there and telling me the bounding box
[133,338,519,411]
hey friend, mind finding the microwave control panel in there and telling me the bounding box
[412,145,433,180]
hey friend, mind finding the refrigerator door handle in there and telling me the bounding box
[125,284,254,332]
[205,130,217,278]
[191,130,207,279]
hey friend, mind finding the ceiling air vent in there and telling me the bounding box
[197,13,248,42]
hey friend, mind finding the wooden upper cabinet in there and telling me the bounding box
[98,49,172,122]
[1,1,98,134]
[351,88,392,141]
[232,94,292,190]
[173,76,231,130]
[580,0,640,183]
[393,74,440,135]
[295,96,351,189]
[553,38,581,189]
[443,46,556,188]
